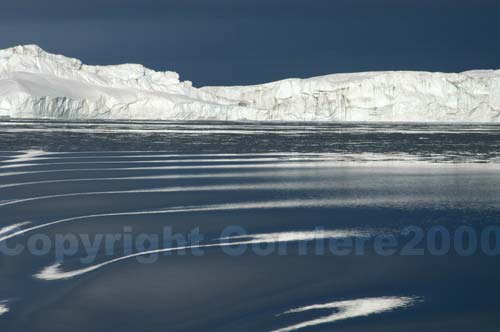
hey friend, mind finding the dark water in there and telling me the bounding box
[0,120,499,332]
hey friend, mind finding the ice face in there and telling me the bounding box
[1,45,500,122]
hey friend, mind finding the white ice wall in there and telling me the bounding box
[1,45,499,122]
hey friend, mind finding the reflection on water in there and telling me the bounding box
[0,300,9,316]
[272,296,419,332]
[0,120,499,331]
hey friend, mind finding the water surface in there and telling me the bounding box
[0,120,499,331]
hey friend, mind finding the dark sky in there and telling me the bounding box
[1,0,500,86]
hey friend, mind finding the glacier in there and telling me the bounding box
[1,45,500,122]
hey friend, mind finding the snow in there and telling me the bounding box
[1,44,500,122]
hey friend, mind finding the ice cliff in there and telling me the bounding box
[1,45,500,122]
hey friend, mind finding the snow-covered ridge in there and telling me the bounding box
[1,44,500,122]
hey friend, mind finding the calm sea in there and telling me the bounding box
[0,120,499,331]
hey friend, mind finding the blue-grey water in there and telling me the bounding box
[0,120,499,331]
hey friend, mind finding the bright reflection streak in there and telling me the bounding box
[271,296,419,332]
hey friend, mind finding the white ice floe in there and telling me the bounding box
[271,296,418,332]
[1,45,500,122]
